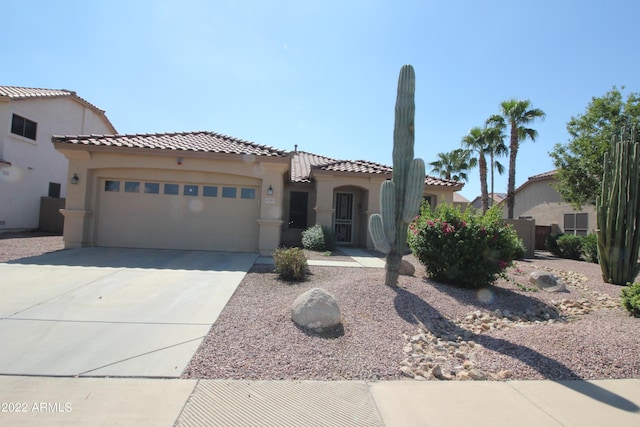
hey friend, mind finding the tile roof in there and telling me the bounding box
[527,170,557,181]
[52,131,289,157]
[0,86,74,99]
[291,151,463,188]
[0,86,116,133]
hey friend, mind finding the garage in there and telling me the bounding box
[95,176,260,252]
[53,131,290,254]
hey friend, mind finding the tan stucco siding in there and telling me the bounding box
[59,149,288,254]
[505,179,597,232]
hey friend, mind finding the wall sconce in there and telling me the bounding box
[177,157,183,165]
[267,185,273,195]
[70,173,79,185]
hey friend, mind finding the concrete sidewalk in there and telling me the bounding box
[0,376,638,426]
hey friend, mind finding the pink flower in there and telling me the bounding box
[497,260,508,269]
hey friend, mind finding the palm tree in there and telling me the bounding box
[484,115,508,207]
[429,148,475,182]
[462,127,489,213]
[497,99,546,219]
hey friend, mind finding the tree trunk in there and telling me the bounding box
[480,153,489,213]
[507,122,518,219]
[490,152,495,208]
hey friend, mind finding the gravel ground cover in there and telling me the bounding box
[184,252,640,382]
[3,233,638,381]
[0,232,64,262]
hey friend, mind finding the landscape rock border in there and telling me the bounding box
[399,265,623,381]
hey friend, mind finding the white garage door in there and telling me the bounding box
[95,177,260,252]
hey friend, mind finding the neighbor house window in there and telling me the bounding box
[564,213,588,236]
[241,188,256,199]
[222,187,236,198]
[11,114,37,140]
[203,186,218,197]
[105,180,120,192]
[288,191,308,229]
[144,183,160,194]
[48,182,61,198]
[184,185,198,196]
[423,195,434,207]
[164,183,179,195]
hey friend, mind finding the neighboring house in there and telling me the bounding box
[469,192,506,211]
[499,170,596,248]
[0,86,116,231]
[53,133,463,255]
[452,192,470,212]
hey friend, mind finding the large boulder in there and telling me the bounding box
[291,288,341,331]
[529,271,567,293]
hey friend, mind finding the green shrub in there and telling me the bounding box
[581,233,599,263]
[408,203,522,289]
[302,224,336,251]
[556,234,584,260]
[621,282,640,317]
[273,247,308,281]
[545,233,564,257]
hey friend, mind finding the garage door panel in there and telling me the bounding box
[96,178,259,252]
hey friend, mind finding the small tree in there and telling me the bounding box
[597,126,640,285]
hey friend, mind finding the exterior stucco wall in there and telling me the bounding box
[503,178,597,233]
[310,174,387,249]
[0,97,112,230]
[58,148,288,254]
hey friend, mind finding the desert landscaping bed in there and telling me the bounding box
[2,233,638,381]
[184,253,640,382]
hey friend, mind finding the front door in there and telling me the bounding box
[334,192,354,244]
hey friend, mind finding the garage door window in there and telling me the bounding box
[125,181,140,193]
[144,183,160,194]
[184,185,199,196]
[164,184,179,195]
[241,188,256,199]
[105,180,120,192]
[222,187,236,198]
[203,186,218,197]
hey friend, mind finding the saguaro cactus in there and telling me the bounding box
[369,65,426,287]
[596,125,640,285]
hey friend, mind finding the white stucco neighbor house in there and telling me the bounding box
[0,86,116,231]
[53,132,463,255]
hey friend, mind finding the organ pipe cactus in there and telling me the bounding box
[596,126,640,285]
[369,65,426,287]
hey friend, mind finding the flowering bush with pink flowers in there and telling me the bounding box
[408,203,524,289]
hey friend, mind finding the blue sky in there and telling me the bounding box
[3,0,639,200]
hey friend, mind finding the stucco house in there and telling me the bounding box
[469,192,506,211]
[0,86,116,231]
[499,170,596,248]
[53,131,463,255]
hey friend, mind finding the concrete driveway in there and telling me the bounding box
[0,247,256,378]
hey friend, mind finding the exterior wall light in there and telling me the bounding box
[70,173,79,185]
[267,185,273,195]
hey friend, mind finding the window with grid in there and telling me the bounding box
[11,114,37,140]
[564,213,588,236]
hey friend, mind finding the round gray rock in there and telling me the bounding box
[291,287,341,330]
[399,259,416,276]
[529,271,567,293]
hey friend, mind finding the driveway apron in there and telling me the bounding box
[0,247,256,377]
